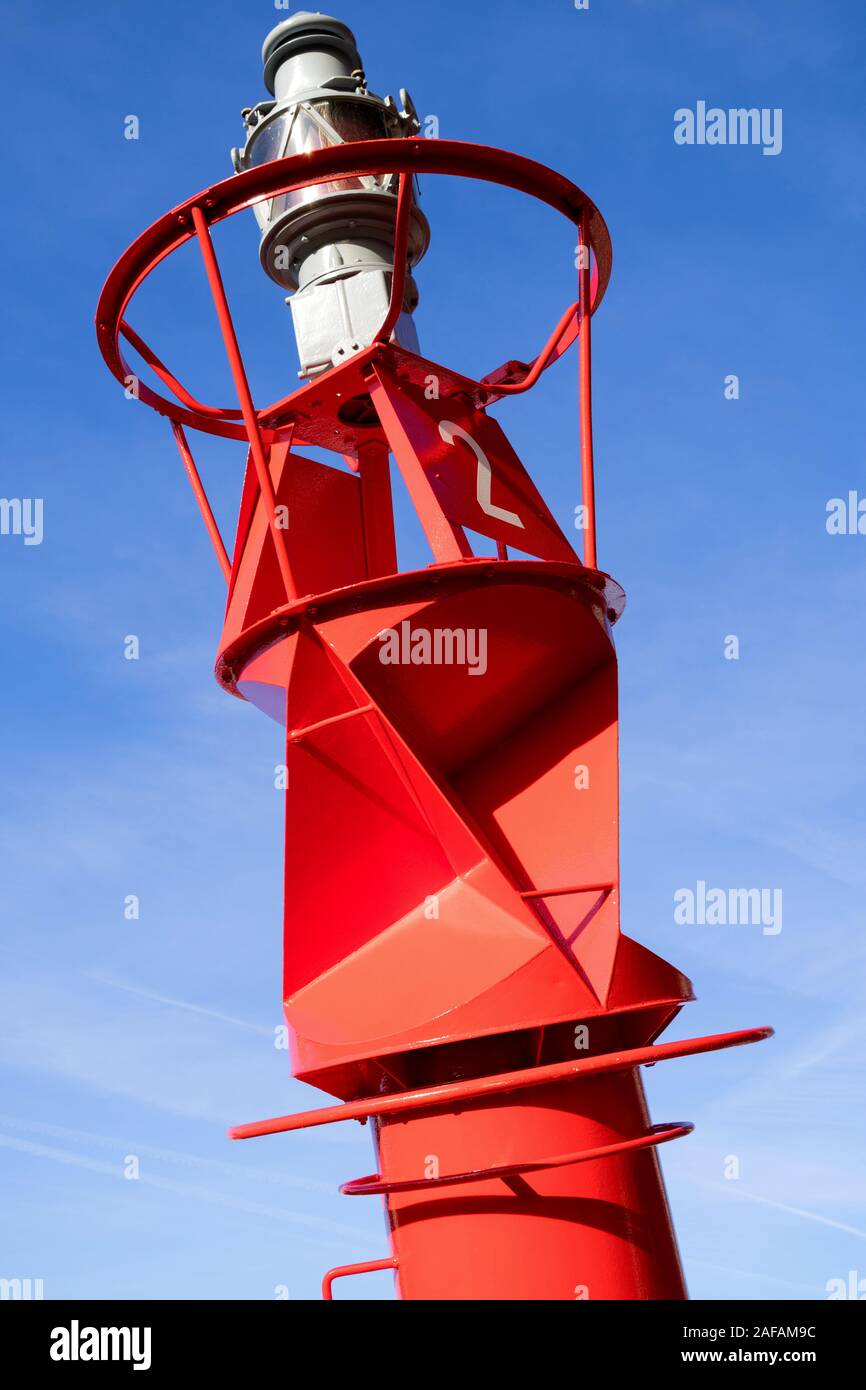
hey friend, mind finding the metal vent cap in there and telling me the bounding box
[262,12,363,94]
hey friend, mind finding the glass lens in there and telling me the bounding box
[247,101,391,229]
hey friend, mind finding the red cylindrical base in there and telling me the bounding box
[376,1070,687,1300]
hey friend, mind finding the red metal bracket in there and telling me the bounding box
[170,422,231,582]
[321,1256,399,1301]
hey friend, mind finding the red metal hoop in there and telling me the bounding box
[95,138,612,442]
[228,1027,773,1140]
[339,1122,695,1196]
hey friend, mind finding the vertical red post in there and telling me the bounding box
[375,172,413,345]
[578,207,597,570]
[190,204,297,602]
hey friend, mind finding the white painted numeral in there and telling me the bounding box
[438,420,525,529]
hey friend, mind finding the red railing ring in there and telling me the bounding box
[228,1026,773,1141]
[95,138,612,443]
[339,1122,694,1196]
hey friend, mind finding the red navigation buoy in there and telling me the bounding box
[96,12,771,1300]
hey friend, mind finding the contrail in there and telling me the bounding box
[85,970,274,1036]
[730,1188,866,1241]
[684,1257,823,1296]
[0,1113,340,1191]
[0,1132,371,1243]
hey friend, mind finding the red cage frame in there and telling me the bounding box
[96,138,612,577]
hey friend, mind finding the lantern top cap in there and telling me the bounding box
[262,12,363,94]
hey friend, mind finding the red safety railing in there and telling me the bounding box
[96,139,612,577]
[228,1027,772,1140]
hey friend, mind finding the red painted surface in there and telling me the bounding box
[96,139,772,1300]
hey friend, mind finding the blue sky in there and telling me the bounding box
[1,0,864,1300]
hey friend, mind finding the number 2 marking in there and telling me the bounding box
[438,420,525,530]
